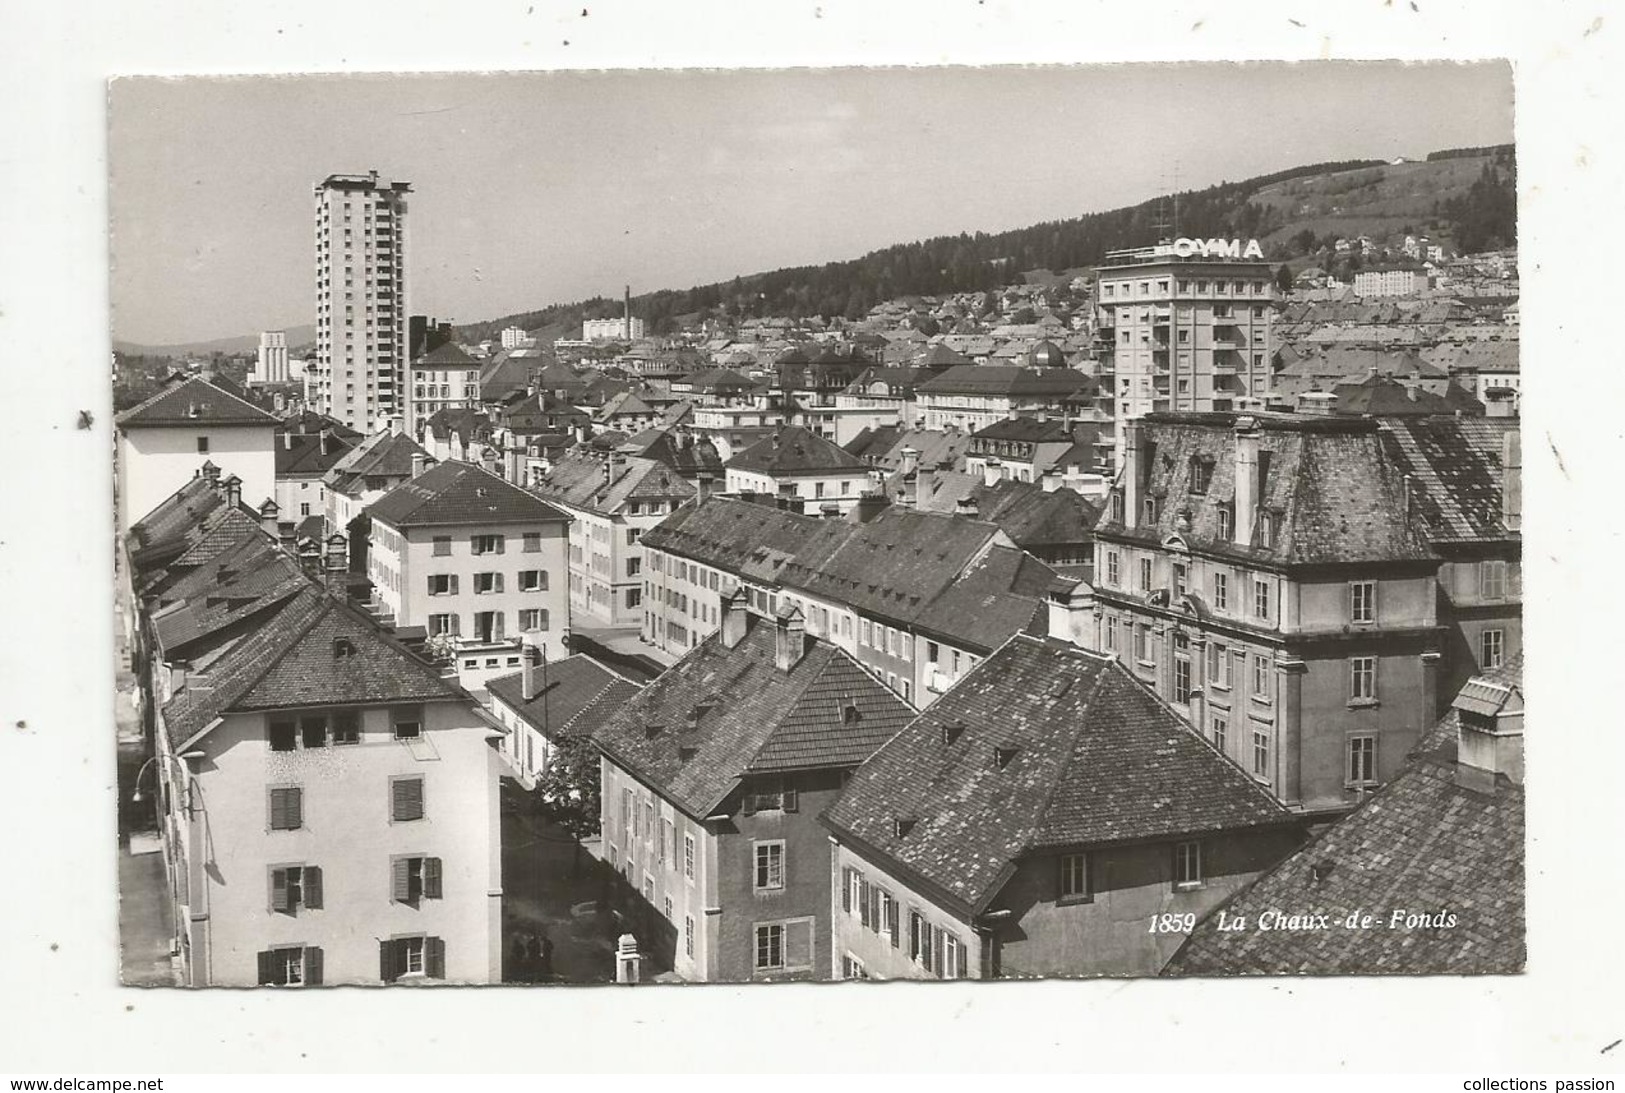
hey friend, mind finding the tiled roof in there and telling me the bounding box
[366,460,570,529]
[917,365,1092,398]
[486,655,642,741]
[1277,346,1448,381]
[323,430,431,495]
[1167,665,1524,976]
[1098,415,1435,567]
[971,417,1072,443]
[642,497,824,587]
[823,636,1292,912]
[1378,417,1519,543]
[860,427,974,473]
[1329,375,1483,417]
[116,377,279,428]
[423,407,497,445]
[530,452,694,516]
[148,535,307,655]
[275,430,355,477]
[592,616,914,817]
[910,546,1054,652]
[909,476,1097,551]
[726,426,868,475]
[412,342,480,369]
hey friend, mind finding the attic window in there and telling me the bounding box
[645,722,665,740]
[995,744,1021,770]
[332,637,356,659]
[678,744,698,762]
[1189,457,1214,495]
[895,817,917,839]
[842,703,862,725]
[942,720,965,746]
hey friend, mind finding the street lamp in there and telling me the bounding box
[131,751,206,816]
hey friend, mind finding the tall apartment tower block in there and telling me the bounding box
[1095,246,1276,465]
[314,171,412,434]
[255,331,290,384]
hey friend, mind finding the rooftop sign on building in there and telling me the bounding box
[1104,238,1267,265]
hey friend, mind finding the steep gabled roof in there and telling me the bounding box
[1378,416,1519,543]
[592,616,914,818]
[823,636,1292,913]
[917,365,1092,398]
[726,426,867,476]
[530,452,695,516]
[116,376,279,428]
[486,655,642,742]
[366,460,570,529]
[323,430,431,494]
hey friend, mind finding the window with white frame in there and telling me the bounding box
[1480,560,1507,600]
[1350,656,1377,702]
[683,833,695,881]
[1212,570,1228,611]
[684,915,695,958]
[1253,578,1271,621]
[1251,728,1270,780]
[427,574,455,596]
[471,534,504,555]
[518,570,546,592]
[1106,550,1120,585]
[753,841,784,891]
[1139,557,1153,591]
[1211,712,1229,754]
[474,572,503,595]
[1480,628,1505,669]
[1059,853,1091,901]
[1348,736,1377,786]
[1252,654,1271,699]
[1174,841,1203,888]
[754,924,784,971]
[518,608,549,631]
[1350,581,1376,624]
[1104,616,1118,652]
[1208,641,1232,688]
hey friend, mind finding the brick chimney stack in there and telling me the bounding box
[1233,419,1261,547]
[774,604,807,674]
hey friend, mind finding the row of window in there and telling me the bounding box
[426,609,549,639]
[427,533,545,556]
[268,708,420,751]
[425,571,550,595]
[265,775,425,831]
[840,867,969,979]
[267,855,443,915]
[1101,279,1269,298]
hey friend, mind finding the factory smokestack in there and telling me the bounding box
[624,284,632,340]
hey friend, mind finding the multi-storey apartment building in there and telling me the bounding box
[313,171,411,433]
[365,460,572,663]
[527,450,695,629]
[1088,413,1442,816]
[823,634,1300,980]
[1094,248,1275,465]
[638,497,1055,708]
[115,376,279,534]
[592,598,914,981]
[408,341,483,436]
[915,366,1093,433]
[124,487,503,987]
[1377,418,1522,710]
[722,426,870,515]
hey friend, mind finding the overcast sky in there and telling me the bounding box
[109,61,1512,345]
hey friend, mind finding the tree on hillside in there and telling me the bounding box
[1275,264,1294,293]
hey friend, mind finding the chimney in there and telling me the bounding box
[624,284,633,340]
[320,428,332,456]
[521,637,542,702]
[505,445,522,484]
[283,430,293,451]
[853,491,889,523]
[900,446,919,476]
[258,499,280,536]
[222,475,242,511]
[774,605,807,673]
[1453,677,1524,793]
[411,452,428,479]
[1047,579,1095,647]
[324,533,347,573]
[696,473,713,503]
[1502,428,1521,532]
[1121,418,1144,526]
[277,520,297,553]
[201,461,221,484]
[956,495,980,520]
[982,456,1003,488]
[168,660,188,696]
[1233,419,1260,547]
[1298,391,1336,417]
[720,586,750,649]
[1041,469,1062,492]
[389,416,403,437]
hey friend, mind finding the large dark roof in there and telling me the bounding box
[592,615,914,818]
[148,533,307,656]
[275,429,355,477]
[367,460,570,529]
[1167,661,1524,976]
[971,417,1073,443]
[486,655,642,742]
[823,636,1292,913]
[1097,415,1435,567]
[726,426,868,475]
[1378,416,1519,544]
[411,341,481,369]
[117,377,280,428]
[1330,375,1483,417]
[530,451,694,516]
[323,430,431,494]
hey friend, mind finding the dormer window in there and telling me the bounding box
[895,817,917,839]
[942,720,965,746]
[1109,491,1124,523]
[1217,505,1234,541]
[994,745,1021,770]
[1143,497,1157,523]
[332,637,355,659]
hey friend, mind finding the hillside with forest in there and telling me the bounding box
[459,144,1515,341]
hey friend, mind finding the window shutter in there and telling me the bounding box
[392,858,411,903]
[493,612,505,641]
[379,939,395,982]
[303,865,322,910]
[269,791,287,830]
[393,778,424,822]
[782,788,799,813]
[495,535,506,555]
[495,573,505,594]
[305,946,323,987]
[858,879,871,928]
[888,896,900,948]
[841,868,852,913]
[257,949,276,986]
[449,613,460,636]
[270,868,290,913]
[425,857,443,900]
[450,575,459,595]
[288,789,302,830]
[426,936,446,980]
